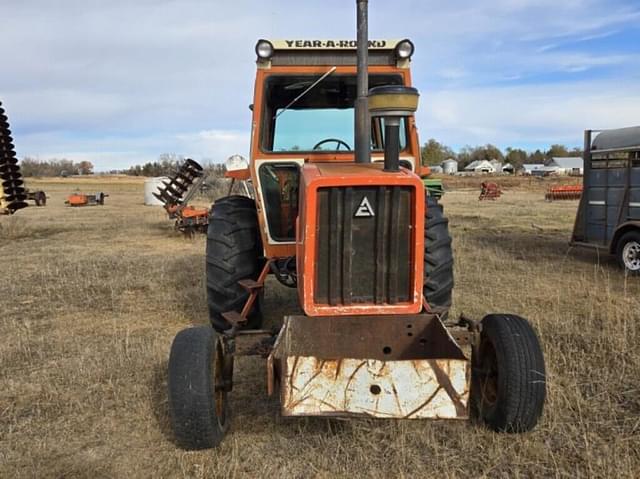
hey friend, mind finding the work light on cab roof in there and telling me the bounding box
[254,38,415,64]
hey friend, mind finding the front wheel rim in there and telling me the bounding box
[622,241,640,271]
[213,341,227,426]
[477,339,499,410]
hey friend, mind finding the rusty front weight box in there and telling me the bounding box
[268,314,472,419]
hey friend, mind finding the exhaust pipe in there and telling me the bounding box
[354,0,370,164]
[369,85,420,172]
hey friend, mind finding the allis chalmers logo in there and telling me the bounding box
[354,196,375,218]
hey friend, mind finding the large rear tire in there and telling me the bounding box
[168,326,230,450]
[423,196,454,311]
[472,314,546,433]
[206,196,263,331]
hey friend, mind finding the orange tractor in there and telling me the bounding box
[167,0,546,450]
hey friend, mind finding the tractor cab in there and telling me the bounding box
[243,39,426,255]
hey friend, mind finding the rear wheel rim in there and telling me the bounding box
[622,241,640,271]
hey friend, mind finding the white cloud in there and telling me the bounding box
[175,129,249,162]
[421,79,640,148]
[0,0,639,168]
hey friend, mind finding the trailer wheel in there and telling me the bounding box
[472,314,546,433]
[168,326,230,450]
[423,196,454,311]
[206,196,263,332]
[34,191,46,206]
[616,230,640,275]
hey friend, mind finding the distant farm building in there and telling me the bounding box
[430,165,444,174]
[546,157,583,176]
[464,160,495,174]
[521,164,545,175]
[502,163,515,174]
[490,160,503,172]
[442,158,458,175]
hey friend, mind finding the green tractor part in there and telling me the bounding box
[423,177,444,199]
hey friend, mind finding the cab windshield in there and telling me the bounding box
[260,74,407,153]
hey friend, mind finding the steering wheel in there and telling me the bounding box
[312,138,352,151]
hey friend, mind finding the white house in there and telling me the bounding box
[546,157,583,176]
[464,160,495,174]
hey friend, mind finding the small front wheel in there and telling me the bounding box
[472,314,546,433]
[168,326,231,450]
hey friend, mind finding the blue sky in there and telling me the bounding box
[1,0,639,170]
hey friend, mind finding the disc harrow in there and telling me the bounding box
[0,101,28,214]
[153,159,204,208]
[153,159,209,235]
[545,184,583,201]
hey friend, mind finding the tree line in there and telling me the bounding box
[19,142,583,177]
[18,153,227,178]
[20,158,94,177]
[421,139,583,170]
[122,154,226,178]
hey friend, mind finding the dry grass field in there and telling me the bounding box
[1,176,639,478]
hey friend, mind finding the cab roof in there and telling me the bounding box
[256,39,413,68]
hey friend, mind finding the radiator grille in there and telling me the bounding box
[315,186,413,306]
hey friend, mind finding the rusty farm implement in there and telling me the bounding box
[152,159,210,235]
[65,192,108,207]
[0,101,49,213]
[25,189,47,206]
[166,0,546,450]
[545,184,583,201]
[479,181,502,200]
[0,101,28,215]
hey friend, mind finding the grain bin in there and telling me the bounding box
[144,177,169,206]
[442,159,458,175]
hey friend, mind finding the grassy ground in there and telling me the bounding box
[1,177,638,478]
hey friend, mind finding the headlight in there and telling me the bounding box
[395,39,415,60]
[255,39,274,60]
[225,154,249,171]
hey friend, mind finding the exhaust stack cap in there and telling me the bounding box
[368,85,419,117]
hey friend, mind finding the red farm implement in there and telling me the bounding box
[479,182,502,200]
[545,185,583,201]
[153,159,210,235]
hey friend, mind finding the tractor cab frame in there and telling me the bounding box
[248,39,427,259]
